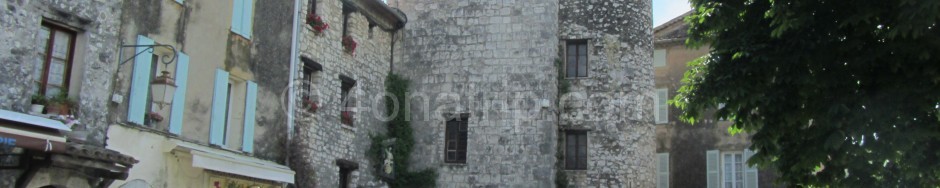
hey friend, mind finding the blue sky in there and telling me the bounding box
[653,0,692,27]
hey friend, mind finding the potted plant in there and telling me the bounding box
[306,12,329,35]
[303,97,319,113]
[30,94,47,114]
[342,35,357,55]
[341,110,354,125]
[47,91,74,115]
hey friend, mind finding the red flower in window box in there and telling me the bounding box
[303,97,319,113]
[306,13,329,35]
[341,111,354,125]
[342,35,357,55]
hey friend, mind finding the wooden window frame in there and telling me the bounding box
[564,130,588,170]
[35,22,78,97]
[565,40,589,78]
[444,114,469,164]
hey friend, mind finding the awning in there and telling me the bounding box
[0,109,71,131]
[170,141,295,183]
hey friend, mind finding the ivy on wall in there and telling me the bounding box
[554,58,570,188]
[368,73,438,187]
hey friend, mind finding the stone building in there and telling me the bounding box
[0,0,138,187]
[389,0,653,186]
[3,0,655,187]
[104,0,296,187]
[288,0,406,187]
[652,13,780,188]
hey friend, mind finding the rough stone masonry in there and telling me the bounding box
[391,0,654,186]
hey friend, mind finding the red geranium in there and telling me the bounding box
[342,35,357,55]
[341,110,354,125]
[306,13,329,34]
[303,97,319,113]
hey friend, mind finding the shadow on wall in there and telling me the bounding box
[671,122,719,188]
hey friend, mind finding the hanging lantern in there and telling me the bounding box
[150,71,177,109]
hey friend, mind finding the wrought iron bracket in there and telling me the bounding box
[117,42,178,67]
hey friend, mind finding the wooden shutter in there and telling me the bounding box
[209,70,230,145]
[168,52,189,135]
[654,49,667,67]
[656,88,669,124]
[231,0,244,35]
[706,150,720,188]
[744,149,759,188]
[241,0,253,37]
[657,153,670,188]
[241,81,257,152]
[127,35,154,125]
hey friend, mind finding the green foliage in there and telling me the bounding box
[366,73,437,188]
[49,90,74,106]
[30,94,47,105]
[677,0,940,186]
[556,58,571,96]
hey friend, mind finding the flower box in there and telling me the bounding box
[341,111,354,126]
[306,13,329,35]
[342,36,357,55]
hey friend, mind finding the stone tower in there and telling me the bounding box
[391,0,653,186]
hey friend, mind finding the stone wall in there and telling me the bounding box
[558,0,655,187]
[290,0,397,187]
[0,0,123,187]
[392,0,560,186]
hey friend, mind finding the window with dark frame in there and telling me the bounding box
[444,114,469,164]
[565,131,588,170]
[339,166,352,188]
[308,0,316,14]
[565,40,589,78]
[34,22,77,97]
[340,76,356,126]
[145,54,160,115]
[223,83,233,145]
[341,3,353,36]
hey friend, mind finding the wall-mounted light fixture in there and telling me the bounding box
[117,43,178,109]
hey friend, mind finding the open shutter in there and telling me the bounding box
[653,90,661,124]
[127,35,154,125]
[656,89,669,124]
[657,153,670,188]
[241,81,257,153]
[744,149,759,188]
[209,70,230,146]
[241,0,254,38]
[706,150,720,188]
[168,52,190,135]
[231,0,244,35]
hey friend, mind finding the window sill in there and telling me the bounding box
[564,76,590,80]
[441,163,467,167]
[340,124,356,132]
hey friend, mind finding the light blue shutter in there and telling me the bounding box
[127,35,154,125]
[241,81,257,152]
[209,70,230,145]
[231,0,244,35]
[241,0,254,38]
[744,149,759,188]
[657,153,670,188]
[168,52,189,135]
[706,150,720,188]
[175,0,184,4]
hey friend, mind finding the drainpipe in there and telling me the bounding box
[286,0,301,173]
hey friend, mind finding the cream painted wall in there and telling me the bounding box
[106,124,212,188]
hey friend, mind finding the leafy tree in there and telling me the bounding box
[675,0,940,186]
